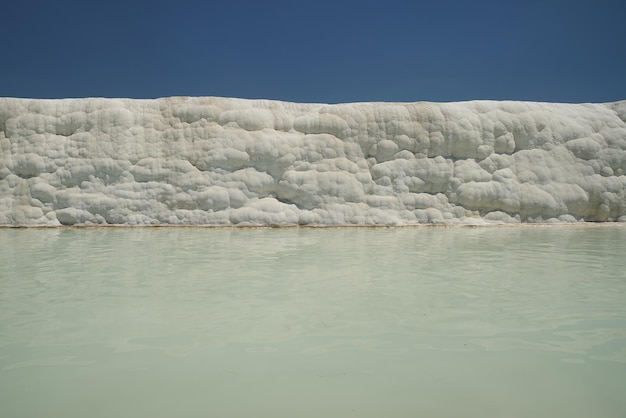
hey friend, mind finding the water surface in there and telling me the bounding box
[1,226,625,417]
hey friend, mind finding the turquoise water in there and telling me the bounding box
[1,226,625,417]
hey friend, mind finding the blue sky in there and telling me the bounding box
[2,0,625,103]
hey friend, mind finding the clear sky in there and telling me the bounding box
[2,0,625,104]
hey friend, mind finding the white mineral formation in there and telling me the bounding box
[0,97,625,226]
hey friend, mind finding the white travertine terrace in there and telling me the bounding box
[0,97,625,226]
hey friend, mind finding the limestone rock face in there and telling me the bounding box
[1,97,625,226]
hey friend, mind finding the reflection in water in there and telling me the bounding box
[1,226,626,417]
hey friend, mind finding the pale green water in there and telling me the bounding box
[1,226,625,418]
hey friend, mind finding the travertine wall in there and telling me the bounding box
[1,97,625,225]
